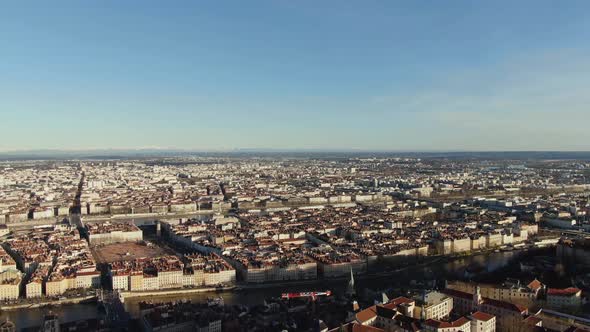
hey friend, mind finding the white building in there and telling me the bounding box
[111,272,130,291]
[26,280,43,298]
[0,269,21,300]
[87,222,143,245]
[422,317,471,332]
[417,292,453,320]
[469,311,496,332]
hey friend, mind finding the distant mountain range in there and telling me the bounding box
[0,149,589,161]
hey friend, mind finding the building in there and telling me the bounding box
[546,287,582,310]
[469,311,496,332]
[314,256,366,278]
[446,279,542,308]
[442,287,528,332]
[75,271,101,289]
[87,222,143,245]
[0,225,9,237]
[241,261,317,283]
[415,292,453,320]
[45,277,71,297]
[530,309,590,331]
[416,292,453,320]
[139,304,223,332]
[542,216,576,229]
[422,317,471,332]
[0,269,21,300]
[158,269,183,289]
[0,248,17,273]
[187,253,236,286]
[354,294,498,332]
[143,274,159,290]
[112,271,129,291]
[25,280,43,299]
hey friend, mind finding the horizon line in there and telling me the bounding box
[1,148,590,154]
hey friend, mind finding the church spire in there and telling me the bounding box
[345,267,356,297]
[473,285,483,307]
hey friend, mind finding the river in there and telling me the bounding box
[6,245,585,329]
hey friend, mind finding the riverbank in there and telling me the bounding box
[123,244,556,297]
[0,295,96,311]
[0,241,558,312]
[236,256,448,290]
[1,246,561,327]
[119,285,236,301]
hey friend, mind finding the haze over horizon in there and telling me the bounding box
[3,1,590,151]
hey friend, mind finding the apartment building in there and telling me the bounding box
[0,269,21,300]
[546,287,582,310]
[469,311,496,332]
[422,317,471,332]
[87,222,143,245]
[416,292,453,320]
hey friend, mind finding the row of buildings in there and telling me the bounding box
[86,221,143,245]
[162,202,540,283]
[0,163,79,224]
[353,283,586,332]
[446,279,583,311]
[2,157,589,234]
[109,253,236,292]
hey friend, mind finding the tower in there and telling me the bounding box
[473,285,483,307]
[345,267,356,297]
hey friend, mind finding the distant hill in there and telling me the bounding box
[0,149,589,161]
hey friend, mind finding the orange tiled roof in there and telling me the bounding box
[470,311,494,322]
[547,287,581,296]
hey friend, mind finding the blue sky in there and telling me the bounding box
[1,1,589,151]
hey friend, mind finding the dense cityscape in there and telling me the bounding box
[0,154,588,331]
[4,1,590,331]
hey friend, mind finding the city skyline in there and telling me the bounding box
[2,3,590,330]
[0,153,588,331]
[3,1,590,151]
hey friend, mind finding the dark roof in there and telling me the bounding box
[482,297,527,313]
[376,305,397,319]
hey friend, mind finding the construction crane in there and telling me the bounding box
[281,290,332,301]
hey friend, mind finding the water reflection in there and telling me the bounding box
[0,246,568,328]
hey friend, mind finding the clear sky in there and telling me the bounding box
[2,1,589,151]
